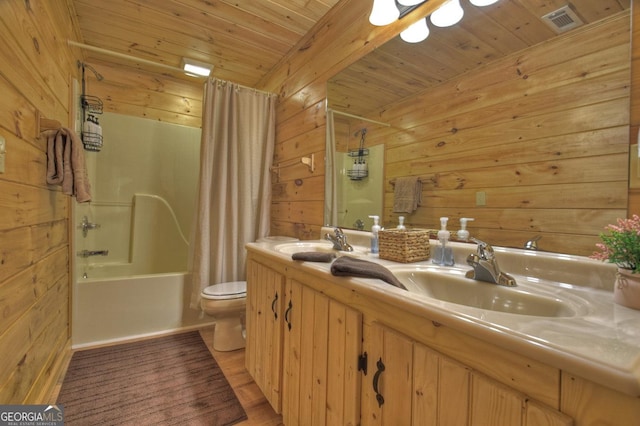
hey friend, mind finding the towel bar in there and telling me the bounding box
[36,111,62,135]
[270,154,315,178]
[389,177,422,185]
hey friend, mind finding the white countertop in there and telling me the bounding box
[247,233,640,397]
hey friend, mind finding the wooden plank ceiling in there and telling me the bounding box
[70,0,341,87]
[70,0,630,112]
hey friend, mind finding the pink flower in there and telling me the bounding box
[591,215,640,273]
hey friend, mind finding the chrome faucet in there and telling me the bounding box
[77,249,109,258]
[79,216,101,237]
[524,235,541,251]
[325,227,354,252]
[465,238,516,286]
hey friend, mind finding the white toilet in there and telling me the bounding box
[201,281,247,352]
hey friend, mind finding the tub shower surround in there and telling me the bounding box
[72,114,210,347]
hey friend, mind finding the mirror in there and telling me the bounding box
[326,112,387,230]
[325,0,631,256]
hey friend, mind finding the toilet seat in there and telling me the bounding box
[201,281,246,300]
[257,236,299,242]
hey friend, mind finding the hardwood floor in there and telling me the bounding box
[199,326,284,425]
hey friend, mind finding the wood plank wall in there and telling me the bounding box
[264,1,633,257]
[83,59,204,128]
[0,1,81,403]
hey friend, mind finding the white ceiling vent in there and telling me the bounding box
[541,5,584,33]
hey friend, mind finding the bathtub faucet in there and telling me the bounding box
[77,249,109,258]
[79,216,101,237]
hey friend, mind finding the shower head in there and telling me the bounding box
[80,62,104,81]
[353,127,368,137]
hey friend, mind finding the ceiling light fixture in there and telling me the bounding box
[400,18,430,43]
[430,0,464,27]
[369,0,500,43]
[369,0,400,26]
[469,0,499,6]
[397,0,424,5]
[181,58,213,77]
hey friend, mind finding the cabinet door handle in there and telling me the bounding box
[284,300,293,330]
[271,292,278,320]
[373,357,385,407]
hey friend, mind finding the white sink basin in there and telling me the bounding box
[390,266,585,317]
[274,241,367,256]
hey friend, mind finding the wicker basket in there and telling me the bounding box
[378,228,431,263]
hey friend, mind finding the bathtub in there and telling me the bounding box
[73,269,214,348]
[71,115,207,348]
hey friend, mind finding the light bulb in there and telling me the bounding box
[369,0,400,26]
[398,0,424,5]
[400,18,429,43]
[430,0,464,28]
[469,0,499,6]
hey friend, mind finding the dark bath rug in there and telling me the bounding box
[57,331,247,425]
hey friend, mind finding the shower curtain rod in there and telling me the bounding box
[67,40,201,76]
[328,108,390,127]
[209,78,276,97]
[67,41,276,96]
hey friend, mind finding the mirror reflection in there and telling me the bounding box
[326,112,388,230]
[326,0,631,256]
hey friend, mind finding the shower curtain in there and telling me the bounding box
[325,109,338,226]
[189,78,276,309]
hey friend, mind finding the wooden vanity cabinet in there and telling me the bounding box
[246,249,640,425]
[245,257,286,412]
[282,278,362,426]
[246,252,362,424]
[360,321,573,426]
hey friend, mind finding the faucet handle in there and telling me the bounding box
[524,235,541,250]
[470,238,494,260]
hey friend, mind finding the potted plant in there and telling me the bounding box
[591,214,640,309]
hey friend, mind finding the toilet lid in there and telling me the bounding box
[202,281,246,300]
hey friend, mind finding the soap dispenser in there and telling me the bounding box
[369,215,381,255]
[397,216,406,231]
[457,218,474,241]
[432,217,454,266]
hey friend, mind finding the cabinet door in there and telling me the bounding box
[361,322,471,426]
[361,321,415,426]
[283,279,362,426]
[245,258,285,413]
[470,373,523,425]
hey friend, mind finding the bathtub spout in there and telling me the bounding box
[77,249,109,258]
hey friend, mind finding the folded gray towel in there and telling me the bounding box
[330,257,407,290]
[292,252,336,263]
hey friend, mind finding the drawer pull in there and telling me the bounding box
[284,300,293,330]
[271,292,278,319]
[373,357,385,407]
